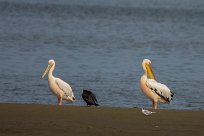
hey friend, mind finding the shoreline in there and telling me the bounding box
[0,103,203,136]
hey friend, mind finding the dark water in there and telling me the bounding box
[0,0,204,110]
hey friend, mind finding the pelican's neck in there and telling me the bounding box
[48,64,55,79]
[140,62,148,91]
[142,62,148,77]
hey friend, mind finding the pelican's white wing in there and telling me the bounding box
[146,79,174,102]
[55,78,74,98]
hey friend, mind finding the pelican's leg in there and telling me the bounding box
[152,101,158,109]
[58,97,62,105]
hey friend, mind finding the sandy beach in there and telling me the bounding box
[0,103,203,136]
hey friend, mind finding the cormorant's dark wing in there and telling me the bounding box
[82,92,94,104]
[82,93,89,103]
[90,93,98,103]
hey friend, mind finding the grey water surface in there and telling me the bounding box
[0,0,204,110]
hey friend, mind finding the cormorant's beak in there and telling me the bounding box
[146,63,156,80]
[41,64,52,79]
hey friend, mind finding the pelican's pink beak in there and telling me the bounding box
[41,64,52,79]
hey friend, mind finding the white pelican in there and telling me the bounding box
[140,59,174,109]
[41,59,75,105]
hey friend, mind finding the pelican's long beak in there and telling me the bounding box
[145,63,156,80]
[41,64,52,79]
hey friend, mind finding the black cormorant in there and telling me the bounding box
[82,90,99,106]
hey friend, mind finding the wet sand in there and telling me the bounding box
[0,103,203,136]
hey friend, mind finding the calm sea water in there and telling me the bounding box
[0,0,204,110]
